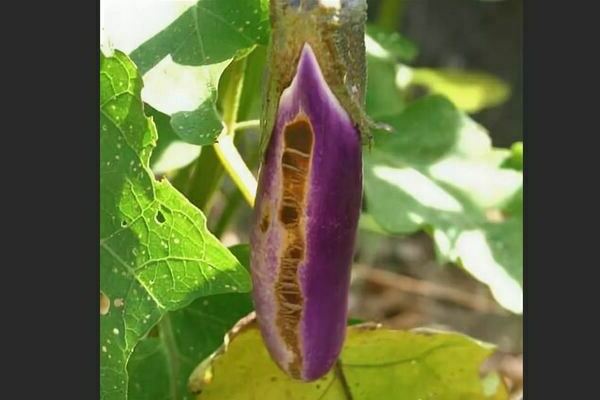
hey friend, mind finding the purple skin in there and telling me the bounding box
[250,43,363,381]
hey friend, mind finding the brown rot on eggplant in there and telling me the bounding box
[250,0,369,381]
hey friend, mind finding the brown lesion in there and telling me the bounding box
[279,199,300,227]
[260,211,270,233]
[274,114,314,378]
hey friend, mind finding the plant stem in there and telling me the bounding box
[213,133,257,207]
[213,131,263,236]
[234,119,261,131]
[213,57,258,207]
[221,58,247,131]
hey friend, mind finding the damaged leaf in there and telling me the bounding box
[100,50,250,400]
[192,320,507,400]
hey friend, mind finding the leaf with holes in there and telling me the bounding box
[364,95,523,313]
[127,245,254,400]
[100,50,251,400]
[191,321,508,400]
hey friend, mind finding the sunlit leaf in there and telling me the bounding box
[363,95,523,313]
[501,142,523,171]
[147,105,201,175]
[100,50,250,400]
[102,0,270,145]
[365,26,417,119]
[127,246,253,400]
[410,68,510,113]
[193,321,507,400]
[366,25,418,63]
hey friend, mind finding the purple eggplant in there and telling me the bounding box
[250,0,369,381]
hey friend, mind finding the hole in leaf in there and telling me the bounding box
[121,220,128,227]
[156,210,166,224]
[100,292,110,315]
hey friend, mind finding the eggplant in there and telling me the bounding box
[250,0,369,381]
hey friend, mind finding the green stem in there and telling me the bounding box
[214,133,257,207]
[234,119,261,131]
[221,58,247,130]
[212,130,263,236]
[213,57,258,207]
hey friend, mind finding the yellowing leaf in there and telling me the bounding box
[193,321,507,400]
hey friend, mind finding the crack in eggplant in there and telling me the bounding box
[274,114,314,378]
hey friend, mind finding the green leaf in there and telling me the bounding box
[127,337,171,400]
[236,44,268,123]
[128,294,253,400]
[100,50,251,400]
[103,0,270,146]
[366,57,406,119]
[141,58,230,145]
[100,0,195,55]
[193,322,508,400]
[130,0,270,74]
[365,27,416,119]
[409,68,511,113]
[147,104,201,175]
[127,245,253,400]
[358,213,389,235]
[363,95,523,313]
[501,142,523,171]
[365,24,418,63]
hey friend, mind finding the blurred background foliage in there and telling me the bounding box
[361,1,523,395]
[371,0,522,147]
